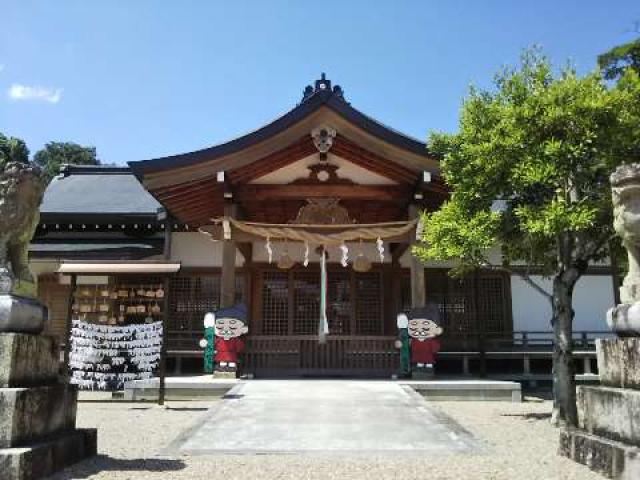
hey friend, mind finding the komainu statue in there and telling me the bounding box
[608,163,640,335]
[0,162,47,332]
[0,162,45,296]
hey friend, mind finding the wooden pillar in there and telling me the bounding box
[64,274,77,381]
[409,205,426,308]
[158,214,172,406]
[221,204,238,308]
[159,275,170,406]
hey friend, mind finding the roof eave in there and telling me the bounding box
[128,91,436,178]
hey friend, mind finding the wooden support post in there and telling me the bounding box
[158,276,170,406]
[523,355,531,375]
[462,356,470,376]
[63,274,77,381]
[408,205,425,308]
[158,213,172,406]
[583,356,593,375]
[221,204,238,308]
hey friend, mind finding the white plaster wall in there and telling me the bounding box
[170,232,244,267]
[511,274,614,333]
[399,245,503,269]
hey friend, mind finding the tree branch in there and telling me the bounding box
[482,263,553,303]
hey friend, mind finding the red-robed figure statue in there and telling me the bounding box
[406,305,444,373]
[213,304,249,372]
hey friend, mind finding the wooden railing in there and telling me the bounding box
[165,329,613,354]
[440,330,613,352]
[243,335,400,376]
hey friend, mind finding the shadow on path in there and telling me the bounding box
[49,455,187,479]
[500,412,552,421]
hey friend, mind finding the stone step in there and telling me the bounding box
[0,334,60,388]
[559,427,640,480]
[578,385,640,448]
[0,428,96,480]
[0,385,77,449]
[597,338,640,390]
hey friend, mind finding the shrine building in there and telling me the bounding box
[30,75,615,378]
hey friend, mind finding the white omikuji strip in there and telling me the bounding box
[69,319,163,390]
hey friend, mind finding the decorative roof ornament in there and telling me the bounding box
[291,198,353,225]
[301,73,345,102]
[311,125,337,158]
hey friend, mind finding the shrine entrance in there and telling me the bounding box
[243,265,399,377]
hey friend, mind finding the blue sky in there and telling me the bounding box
[1,1,638,165]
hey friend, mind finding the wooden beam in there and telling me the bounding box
[155,183,221,202]
[332,136,419,184]
[220,204,238,308]
[236,184,410,202]
[390,243,409,265]
[228,136,316,184]
[151,176,216,197]
[237,242,253,265]
[64,274,77,381]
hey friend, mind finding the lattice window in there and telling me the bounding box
[355,272,382,335]
[293,271,320,334]
[478,275,508,334]
[169,275,220,332]
[405,269,512,337]
[262,271,289,335]
[168,274,246,333]
[327,271,351,335]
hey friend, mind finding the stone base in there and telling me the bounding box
[0,428,97,480]
[213,370,237,379]
[0,334,59,387]
[560,427,640,479]
[0,296,46,335]
[411,366,434,380]
[0,385,77,448]
[578,385,640,447]
[597,338,640,389]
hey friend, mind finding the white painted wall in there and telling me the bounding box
[511,274,615,333]
[170,232,244,267]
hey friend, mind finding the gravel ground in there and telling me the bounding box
[50,396,600,480]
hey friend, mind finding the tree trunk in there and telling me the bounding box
[551,271,579,427]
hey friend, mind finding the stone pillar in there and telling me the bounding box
[560,164,640,478]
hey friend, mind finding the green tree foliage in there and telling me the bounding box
[0,132,30,169]
[598,37,640,80]
[33,141,99,182]
[415,51,640,426]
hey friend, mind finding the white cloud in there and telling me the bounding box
[7,84,62,103]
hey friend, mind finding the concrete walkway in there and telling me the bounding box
[173,380,479,454]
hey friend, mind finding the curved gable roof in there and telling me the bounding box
[129,75,434,177]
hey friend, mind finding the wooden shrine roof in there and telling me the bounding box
[126,75,448,227]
